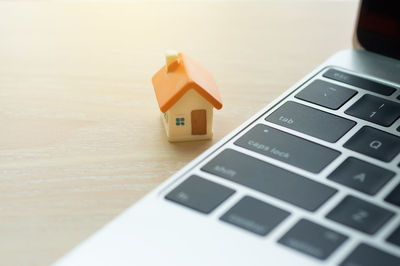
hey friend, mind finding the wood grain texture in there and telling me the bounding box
[0,1,358,265]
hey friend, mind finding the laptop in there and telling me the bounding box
[56,1,400,265]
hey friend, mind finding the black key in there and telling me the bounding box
[278,219,347,260]
[387,224,400,248]
[327,157,395,195]
[234,124,340,173]
[266,101,355,143]
[385,183,400,208]
[345,94,400,126]
[220,196,290,236]
[295,79,357,110]
[201,149,337,211]
[165,175,235,214]
[326,195,394,235]
[344,126,400,162]
[323,69,396,96]
[340,243,400,266]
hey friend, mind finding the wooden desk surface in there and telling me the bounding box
[0,1,358,265]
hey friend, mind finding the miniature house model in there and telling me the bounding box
[152,51,223,142]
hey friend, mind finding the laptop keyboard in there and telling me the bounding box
[202,149,337,211]
[265,101,356,143]
[344,126,400,162]
[327,157,394,195]
[323,69,396,96]
[278,219,348,260]
[220,196,290,236]
[345,94,400,126]
[164,67,400,264]
[234,124,340,173]
[295,79,357,110]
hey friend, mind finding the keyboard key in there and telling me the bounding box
[295,79,357,110]
[201,149,337,211]
[278,219,347,260]
[323,69,396,96]
[220,196,290,236]
[343,126,400,162]
[234,124,340,173]
[345,94,400,126]
[327,157,395,195]
[165,175,235,214]
[385,183,400,208]
[387,224,400,248]
[326,195,394,235]
[266,101,356,143]
[340,243,400,266]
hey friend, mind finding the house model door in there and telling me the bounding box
[191,109,206,135]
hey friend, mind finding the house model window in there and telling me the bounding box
[176,117,185,126]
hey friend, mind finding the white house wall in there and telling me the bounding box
[164,89,213,142]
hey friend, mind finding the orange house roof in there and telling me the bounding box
[152,53,223,113]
